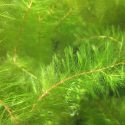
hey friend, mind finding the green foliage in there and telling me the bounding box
[0,29,125,124]
[77,0,125,29]
[0,0,81,65]
[0,0,125,125]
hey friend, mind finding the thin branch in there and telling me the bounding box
[0,4,15,7]
[75,34,123,43]
[0,100,19,125]
[89,35,122,43]
[31,61,125,111]
[13,0,33,63]
[27,0,33,9]
[0,13,15,20]
[56,8,72,26]
[14,62,37,80]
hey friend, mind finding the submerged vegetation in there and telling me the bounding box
[0,0,125,125]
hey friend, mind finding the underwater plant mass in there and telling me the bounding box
[0,0,125,125]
